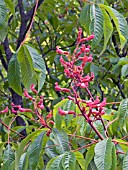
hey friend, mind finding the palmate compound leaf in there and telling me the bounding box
[90,4,103,48]
[45,128,70,158]
[46,152,76,170]
[25,45,46,92]
[94,138,113,170]
[8,53,22,96]
[123,151,128,170]
[15,130,43,170]
[99,4,128,49]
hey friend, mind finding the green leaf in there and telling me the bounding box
[17,45,35,90]
[85,145,95,170]
[45,129,70,158]
[0,2,6,25]
[62,152,76,170]
[51,129,70,153]
[118,58,128,66]
[123,151,128,170]
[121,64,128,77]
[74,151,85,170]
[90,4,103,48]
[100,7,113,55]
[25,45,46,92]
[46,154,64,170]
[15,130,43,170]
[110,143,117,170]
[94,138,112,170]
[79,4,91,34]
[90,64,99,76]
[4,0,15,14]
[2,144,15,170]
[100,4,128,49]
[53,99,68,129]
[28,131,46,170]
[118,99,128,130]
[0,21,8,41]
[8,53,22,96]
[19,153,29,170]
[63,100,75,127]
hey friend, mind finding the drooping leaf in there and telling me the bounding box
[90,4,103,48]
[0,21,8,41]
[100,7,113,55]
[8,53,22,95]
[79,4,91,34]
[28,131,46,170]
[2,144,15,170]
[25,45,46,92]
[94,138,112,170]
[85,145,95,170]
[110,143,117,170]
[52,128,69,152]
[100,4,128,49]
[62,152,76,170]
[17,45,35,90]
[45,129,70,158]
[118,99,128,130]
[15,130,43,170]
[0,1,6,25]
[19,153,29,170]
[123,151,128,170]
[74,151,85,170]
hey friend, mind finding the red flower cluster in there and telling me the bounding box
[55,28,107,119]
[56,28,94,89]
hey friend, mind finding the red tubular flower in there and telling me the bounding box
[58,108,68,116]
[37,104,44,109]
[61,88,71,93]
[19,108,32,112]
[0,106,8,114]
[55,82,62,91]
[23,89,33,100]
[68,110,76,115]
[46,113,53,119]
[46,129,52,136]
[49,120,54,125]
[30,84,38,95]
[11,108,17,114]
[40,117,46,126]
